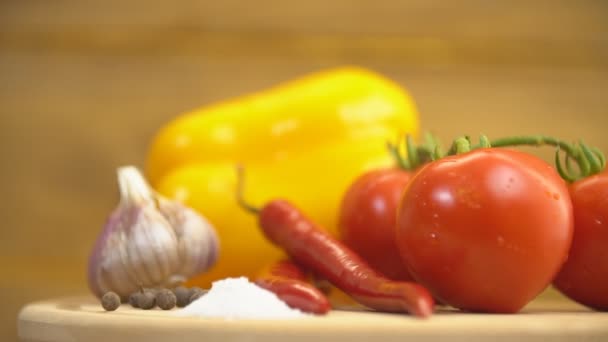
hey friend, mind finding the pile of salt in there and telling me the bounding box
[176,277,308,320]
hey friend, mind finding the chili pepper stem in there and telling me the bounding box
[235,164,262,215]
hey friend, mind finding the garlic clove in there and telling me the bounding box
[124,203,180,285]
[159,198,220,278]
[89,208,138,299]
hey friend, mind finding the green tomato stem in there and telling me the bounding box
[454,137,472,154]
[386,141,410,170]
[554,149,577,183]
[488,135,605,182]
[406,134,419,170]
[478,135,491,148]
[580,142,602,174]
[392,132,605,183]
[489,136,575,154]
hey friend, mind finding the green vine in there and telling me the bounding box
[390,133,605,183]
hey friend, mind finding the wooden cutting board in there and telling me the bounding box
[17,295,608,342]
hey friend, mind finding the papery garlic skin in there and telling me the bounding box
[88,166,220,300]
[159,198,219,282]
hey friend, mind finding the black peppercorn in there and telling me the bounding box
[173,286,191,308]
[128,292,141,308]
[101,292,120,311]
[156,289,177,310]
[138,291,156,310]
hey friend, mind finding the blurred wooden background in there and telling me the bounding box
[2,0,608,340]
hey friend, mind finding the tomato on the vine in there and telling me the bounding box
[396,148,573,313]
[338,168,414,281]
[553,172,608,310]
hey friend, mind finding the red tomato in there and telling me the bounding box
[553,172,608,310]
[338,168,414,281]
[396,148,573,313]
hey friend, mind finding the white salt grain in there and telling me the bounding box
[175,277,308,320]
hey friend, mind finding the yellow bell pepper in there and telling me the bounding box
[145,66,420,287]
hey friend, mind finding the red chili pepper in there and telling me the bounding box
[237,166,434,318]
[254,259,331,314]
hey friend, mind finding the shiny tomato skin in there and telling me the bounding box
[553,172,608,310]
[396,148,573,313]
[338,168,414,281]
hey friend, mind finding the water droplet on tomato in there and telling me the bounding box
[594,218,603,225]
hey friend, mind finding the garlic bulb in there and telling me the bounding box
[87,166,219,300]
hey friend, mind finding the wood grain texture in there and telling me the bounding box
[2,1,608,340]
